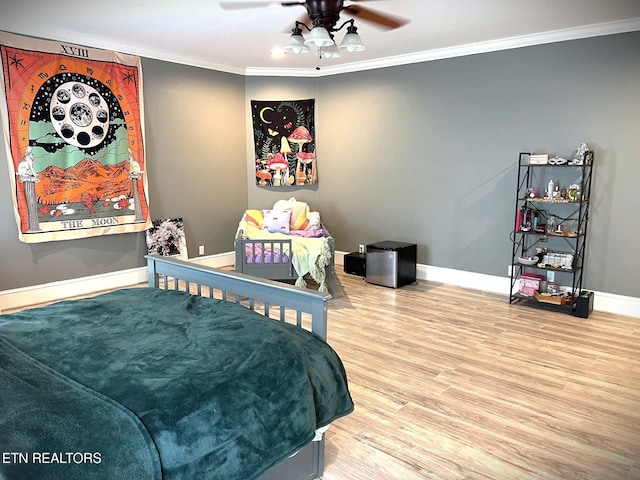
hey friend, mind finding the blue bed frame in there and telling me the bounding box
[146,255,331,479]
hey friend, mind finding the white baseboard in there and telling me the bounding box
[335,251,640,318]
[0,267,148,313]
[0,252,235,313]
[187,252,235,269]
[2,251,638,318]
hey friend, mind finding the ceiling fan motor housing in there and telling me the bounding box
[306,0,344,30]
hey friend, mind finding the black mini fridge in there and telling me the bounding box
[366,241,417,288]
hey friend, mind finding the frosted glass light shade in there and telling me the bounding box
[339,32,365,52]
[321,43,342,58]
[304,26,334,47]
[283,33,310,54]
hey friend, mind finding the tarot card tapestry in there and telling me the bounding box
[251,99,316,187]
[0,32,151,243]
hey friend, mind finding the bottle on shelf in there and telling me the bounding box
[546,215,555,234]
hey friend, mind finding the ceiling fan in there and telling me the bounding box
[219,1,410,32]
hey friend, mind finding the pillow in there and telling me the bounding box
[306,211,321,230]
[273,197,309,230]
[244,209,263,229]
[262,209,291,234]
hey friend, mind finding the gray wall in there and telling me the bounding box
[1,32,638,298]
[0,58,246,290]
[245,32,640,298]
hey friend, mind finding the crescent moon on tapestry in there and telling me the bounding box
[259,107,273,124]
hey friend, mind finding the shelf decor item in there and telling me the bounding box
[546,179,555,199]
[518,272,545,297]
[572,142,590,165]
[568,184,580,201]
[518,255,539,266]
[529,154,548,165]
[548,156,568,165]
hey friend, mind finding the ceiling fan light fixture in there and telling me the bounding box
[339,24,365,52]
[304,26,334,48]
[321,43,342,58]
[283,31,310,54]
[339,33,365,52]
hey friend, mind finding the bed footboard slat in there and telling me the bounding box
[146,255,329,340]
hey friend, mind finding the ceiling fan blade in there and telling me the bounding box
[342,5,410,30]
[219,1,303,10]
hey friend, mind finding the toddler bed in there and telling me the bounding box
[235,198,336,295]
[0,255,353,480]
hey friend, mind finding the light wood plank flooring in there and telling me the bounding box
[5,270,639,479]
[322,272,640,480]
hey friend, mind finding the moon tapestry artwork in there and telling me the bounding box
[251,99,316,187]
[0,32,151,243]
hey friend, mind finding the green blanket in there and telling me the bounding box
[0,288,353,480]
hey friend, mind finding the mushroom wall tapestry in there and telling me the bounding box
[251,99,317,187]
[0,31,151,243]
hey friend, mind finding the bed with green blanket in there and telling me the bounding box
[0,256,353,480]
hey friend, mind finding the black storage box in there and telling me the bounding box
[344,252,366,277]
[575,290,594,318]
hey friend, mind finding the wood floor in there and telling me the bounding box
[5,269,639,479]
[322,271,640,480]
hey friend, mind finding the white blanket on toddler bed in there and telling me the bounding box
[237,221,332,292]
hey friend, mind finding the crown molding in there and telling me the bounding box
[245,17,640,77]
[4,17,639,78]
[0,29,248,76]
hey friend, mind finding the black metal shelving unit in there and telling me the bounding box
[509,151,593,315]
